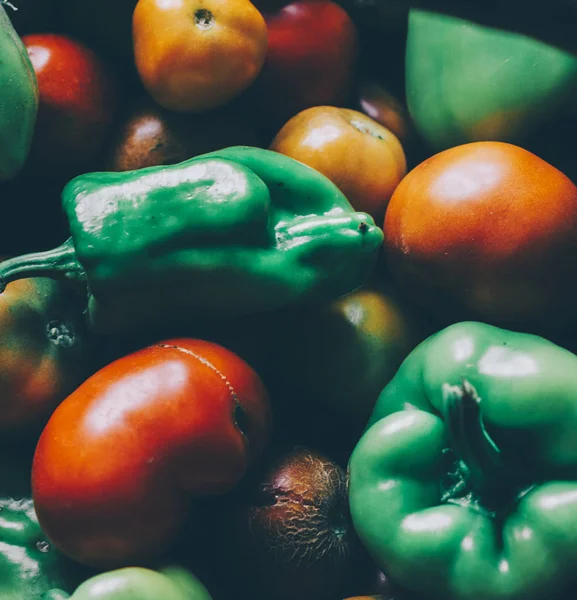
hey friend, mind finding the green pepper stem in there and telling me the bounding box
[443,380,504,496]
[0,238,86,293]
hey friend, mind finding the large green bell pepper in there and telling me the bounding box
[406,9,577,151]
[44,567,213,600]
[349,321,577,600]
[0,146,382,333]
[0,3,38,180]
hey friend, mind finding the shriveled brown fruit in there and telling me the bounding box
[106,100,259,171]
[226,446,363,600]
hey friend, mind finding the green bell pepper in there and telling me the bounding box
[349,321,577,600]
[406,9,577,151]
[0,449,85,600]
[44,567,213,600]
[0,3,38,180]
[1,497,75,600]
[0,146,383,334]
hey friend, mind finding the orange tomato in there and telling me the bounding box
[270,106,407,220]
[383,141,577,334]
[133,0,268,113]
[0,276,89,432]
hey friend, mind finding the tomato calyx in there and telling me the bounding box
[194,8,214,29]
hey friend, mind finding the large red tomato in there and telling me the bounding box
[32,339,272,569]
[383,141,577,334]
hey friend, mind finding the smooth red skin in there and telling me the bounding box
[256,1,358,121]
[22,34,116,169]
[32,339,272,569]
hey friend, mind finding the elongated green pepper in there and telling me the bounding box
[44,567,213,600]
[0,3,38,180]
[0,146,383,333]
[349,321,577,600]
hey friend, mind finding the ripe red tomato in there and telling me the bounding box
[22,34,116,174]
[32,339,272,569]
[383,141,577,334]
[253,0,358,124]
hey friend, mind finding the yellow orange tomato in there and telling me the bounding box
[270,106,407,220]
[133,0,268,113]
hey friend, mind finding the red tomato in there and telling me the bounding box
[253,0,358,124]
[22,34,116,173]
[383,141,577,334]
[32,339,272,569]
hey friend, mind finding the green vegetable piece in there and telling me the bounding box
[0,450,87,599]
[44,567,213,600]
[349,321,577,600]
[0,146,383,333]
[0,496,81,599]
[0,3,38,180]
[406,9,577,151]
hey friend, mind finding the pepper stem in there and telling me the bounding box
[0,238,86,293]
[443,379,504,497]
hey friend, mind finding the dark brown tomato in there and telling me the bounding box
[106,100,259,172]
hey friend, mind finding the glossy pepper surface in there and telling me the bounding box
[0,3,38,180]
[0,450,81,600]
[44,567,213,599]
[406,9,577,151]
[349,321,577,600]
[0,146,383,333]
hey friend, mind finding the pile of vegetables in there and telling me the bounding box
[1,1,577,599]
